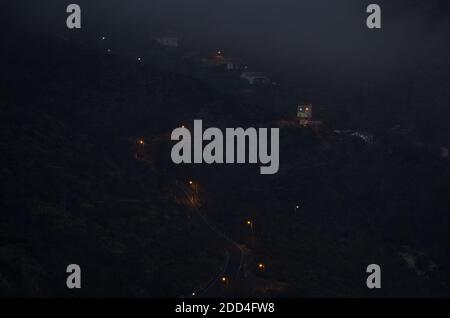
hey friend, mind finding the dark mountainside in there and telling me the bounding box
[1,1,450,297]
[0,33,230,297]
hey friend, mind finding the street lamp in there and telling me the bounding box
[188,180,198,202]
[246,220,254,232]
[258,263,266,271]
[220,276,228,284]
[136,139,145,160]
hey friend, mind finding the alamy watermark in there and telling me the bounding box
[66,264,81,289]
[65,4,381,31]
[171,120,279,175]
[366,264,381,289]
[66,4,81,29]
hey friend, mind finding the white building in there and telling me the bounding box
[225,59,242,71]
[156,37,179,48]
[297,104,313,126]
[240,72,270,85]
[297,104,313,119]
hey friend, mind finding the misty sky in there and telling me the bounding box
[5,0,450,83]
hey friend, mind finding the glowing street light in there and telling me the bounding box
[101,36,106,40]
[246,220,254,232]
[258,263,266,271]
[136,139,145,160]
[220,276,228,284]
[137,57,142,62]
[189,180,199,197]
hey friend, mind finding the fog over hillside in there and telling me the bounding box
[5,0,450,81]
[1,0,450,299]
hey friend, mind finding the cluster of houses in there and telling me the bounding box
[202,50,241,70]
[154,35,316,125]
[201,50,272,86]
[154,35,273,86]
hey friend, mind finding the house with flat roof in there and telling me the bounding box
[240,71,270,85]
[155,36,179,48]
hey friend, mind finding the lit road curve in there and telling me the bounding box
[174,180,243,298]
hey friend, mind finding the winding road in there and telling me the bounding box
[174,180,244,297]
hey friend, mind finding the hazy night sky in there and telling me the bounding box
[4,0,450,83]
